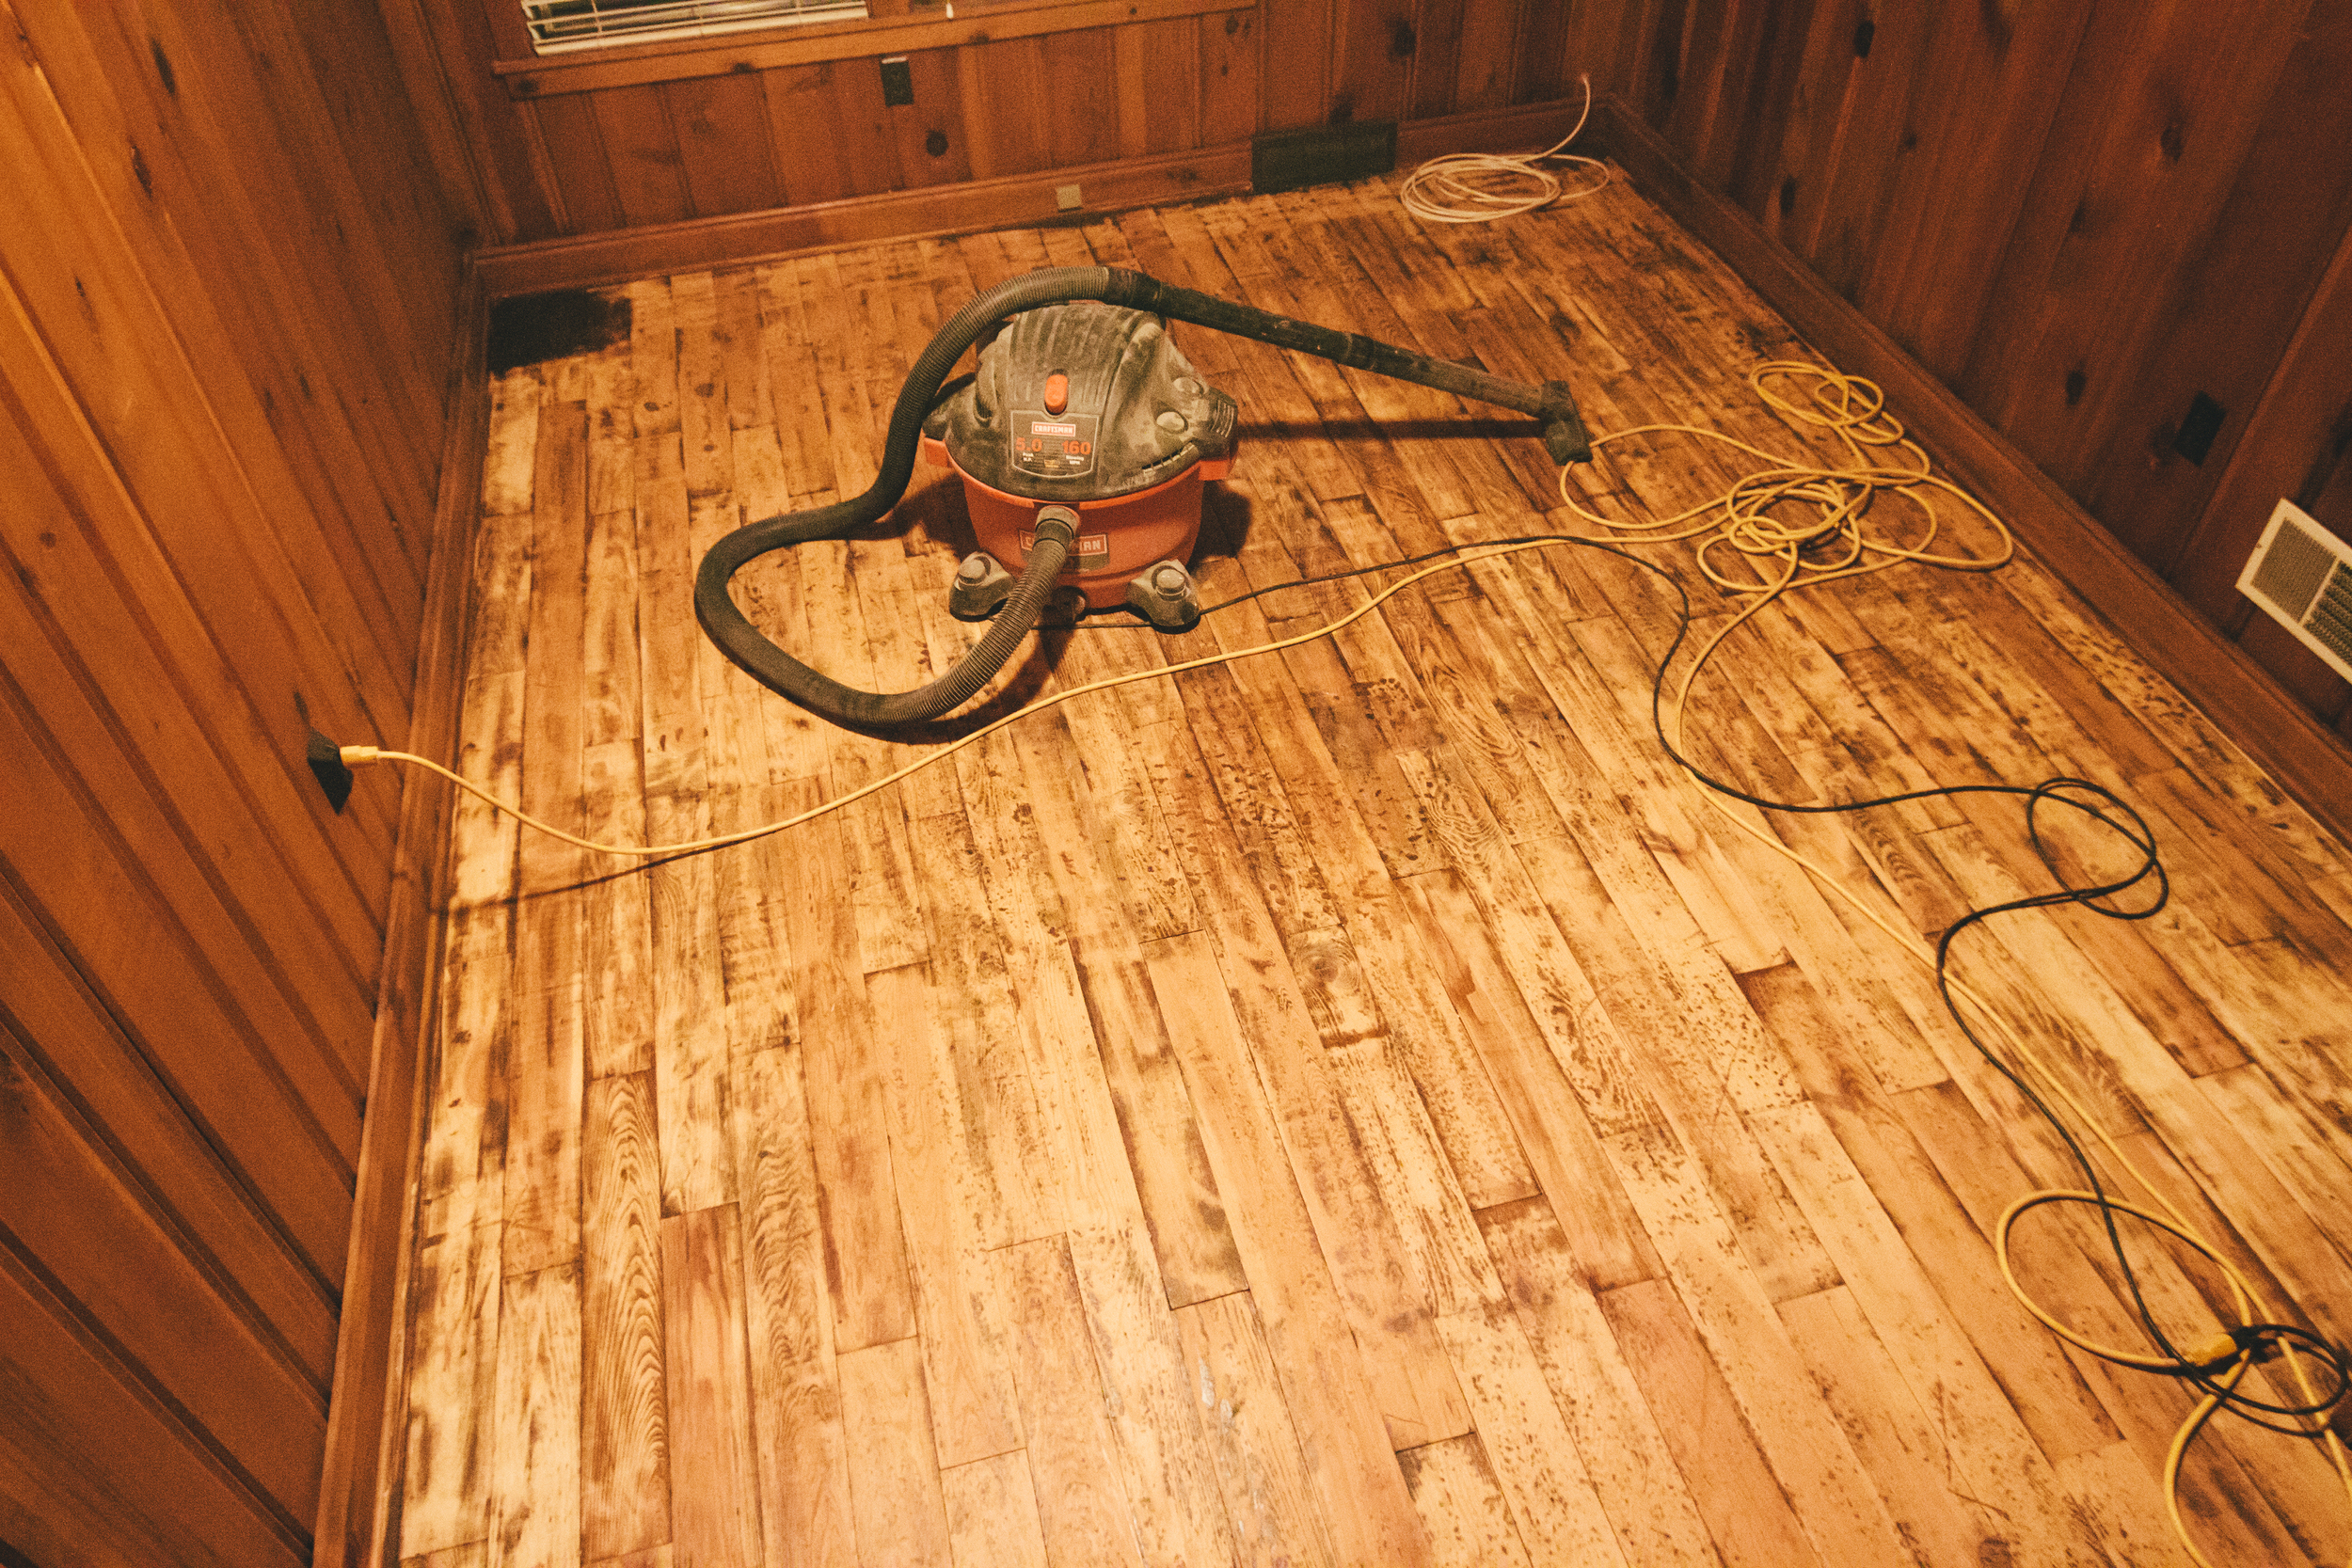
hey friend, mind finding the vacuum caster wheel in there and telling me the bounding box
[948,551,1015,622]
[1124,559,1201,633]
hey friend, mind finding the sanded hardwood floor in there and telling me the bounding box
[395,170,2352,1567]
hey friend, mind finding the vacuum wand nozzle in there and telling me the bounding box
[1104,273,1593,462]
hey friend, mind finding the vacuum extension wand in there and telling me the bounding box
[694,265,1592,727]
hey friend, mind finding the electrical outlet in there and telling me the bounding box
[2174,390,2226,466]
[1057,183,1083,212]
[880,55,914,106]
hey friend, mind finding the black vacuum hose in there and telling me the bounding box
[694,266,1591,725]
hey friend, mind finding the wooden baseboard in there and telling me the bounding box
[474,97,1592,299]
[310,261,489,1568]
[1597,97,2352,847]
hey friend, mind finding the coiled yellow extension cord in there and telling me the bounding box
[346,363,2349,1564]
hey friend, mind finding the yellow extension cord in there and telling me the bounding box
[346,364,2349,1566]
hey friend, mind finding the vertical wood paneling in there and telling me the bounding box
[403,0,1650,251]
[763,61,890,204]
[2084,4,2352,579]
[1331,0,1414,125]
[1510,0,1573,105]
[0,0,464,1559]
[1851,0,2095,378]
[0,1247,310,1567]
[958,38,1047,181]
[1451,0,1520,110]
[1260,0,1336,129]
[1139,18,1204,154]
[670,72,785,216]
[1960,2,2315,490]
[830,56,913,198]
[595,83,694,228]
[2176,224,2352,631]
[1408,0,1466,119]
[1620,0,2352,734]
[537,91,628,233]
[1200,9,1261,145]
[891,47,974,189]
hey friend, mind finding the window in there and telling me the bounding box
[520,0,870,54]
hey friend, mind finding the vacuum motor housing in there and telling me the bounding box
[922,302,1238,613]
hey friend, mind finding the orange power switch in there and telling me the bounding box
[1043,371,1069,415]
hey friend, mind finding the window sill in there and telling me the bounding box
[496,0,1250,98]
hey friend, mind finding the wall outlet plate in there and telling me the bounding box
[1056,183,1083,212]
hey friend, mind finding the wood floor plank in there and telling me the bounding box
[488,1261,581,1568]
[402,1215,506,1557]
[1740,965,2129,1465]
[866,963,1026,1471]
[1324,1038,1505,1319]
[634,436,737,1217]
[836,1338,954,1568]
[1174,1291,1335,1568]
[1432,1301,1629,1567]
[1396,869,1661,1291]
[1592,1275,1826,1568]
[1885,1085,2324,1561]
[1601,1121,1913,1566]
[1395,1434,1537,1568]
[993,1236,1148,1568]
[1067,935,1246,1309]
[1142,930,1434,1567]
[773,776,916,1351]
[1056,1223,1241,1568]
[405,1544,489,1568]
[661,1205,763,1568]
[1477,1197,1724,1568]
[731,1045,860,1568]
[1774,1285,2015,1568]
[580,1072,670,1561]
[940,1450,1051,1568]
[502,888,584,1277]
[904,813,1067,1251]
[1145,712,1472,1450]
[580,741,654,1081]
[1753,1100,2109,1564]
[1190,572,1538,1211]
[629,278,680,438]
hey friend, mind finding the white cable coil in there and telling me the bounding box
[1399,74,1609,225]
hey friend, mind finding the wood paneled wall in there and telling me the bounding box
[0,0,465,1561]
[377,0,1608,248]
[1606,0,2352,735]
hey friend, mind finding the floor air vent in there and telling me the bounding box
[2237,499,2352,681]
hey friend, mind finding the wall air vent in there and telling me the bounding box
[2236,498,2352,683]
[521,0,866,54]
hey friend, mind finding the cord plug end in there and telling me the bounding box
[2185,1333,2242,1369]
[340,745,383,767]
[305,729,355,814]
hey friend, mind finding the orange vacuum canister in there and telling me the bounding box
[921,301,1237,630]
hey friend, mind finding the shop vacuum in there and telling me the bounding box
[695,266,1593,725]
